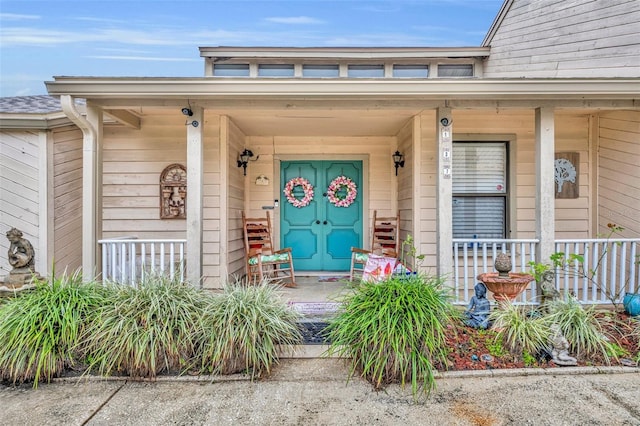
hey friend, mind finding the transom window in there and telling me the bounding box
[212,64,250,77]
[348,64,384,78]
[258,64,295,77]
[393,64,429,78]
[452,142,508,239]
[303,64,339,78]
[438,64,474,77]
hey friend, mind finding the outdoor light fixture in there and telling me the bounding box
[181,107,193,116]
[392,150,405,176]
[237,149,254,176]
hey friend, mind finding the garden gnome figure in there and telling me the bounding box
[464,282,491,329]
[540,270,560,313]
[1,228,40,293]
[549,324,578,366]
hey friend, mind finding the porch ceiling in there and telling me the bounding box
[225,109,418,136]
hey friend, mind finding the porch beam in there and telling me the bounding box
[436,107,453,277]
[82,98,640,112]
[103,109,140,129]
[535,107,556,268]
[46,78,640,100]
[186,106,204,287]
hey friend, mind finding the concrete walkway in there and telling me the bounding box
[2,359,639,425]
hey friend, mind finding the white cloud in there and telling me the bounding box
[265,16,324,25]
[86,55,200,62]
[0,13,40,21]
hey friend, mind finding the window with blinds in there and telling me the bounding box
[452,142,508,239]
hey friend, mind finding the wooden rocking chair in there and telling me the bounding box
[350,210,400,281]
[242,211,296,287]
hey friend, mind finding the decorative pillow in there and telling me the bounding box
[353,252,369,263]
[248,253,290,265]
[362,254,398,283]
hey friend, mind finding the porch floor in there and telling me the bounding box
[277,274,351,304]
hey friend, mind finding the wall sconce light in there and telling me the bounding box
[392,150,405,176]
[237,149,254,176]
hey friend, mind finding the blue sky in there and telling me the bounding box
[0,0,504,97]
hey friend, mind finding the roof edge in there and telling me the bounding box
[482,0,514,47]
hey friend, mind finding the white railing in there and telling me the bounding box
[99,237,186,286]
[452,239,539,305]
[554,238,639,305]
[451,237,640,306]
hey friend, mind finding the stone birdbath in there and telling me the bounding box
[477,252,534,303]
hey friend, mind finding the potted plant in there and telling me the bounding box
[623,290,640,316]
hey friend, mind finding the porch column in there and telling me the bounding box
[535,107,556,266]
[61,96,101,282]
[436,107,453,277]
[186,106,204,287]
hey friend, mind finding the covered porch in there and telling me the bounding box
[42,77,638,306]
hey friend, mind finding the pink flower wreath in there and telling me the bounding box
[284,177,314,208]
[327,176,357,208]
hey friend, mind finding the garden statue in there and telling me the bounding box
[549,324,578,366]
[1,228,40,293]
[540,270,560,313]
[464,282,491,329]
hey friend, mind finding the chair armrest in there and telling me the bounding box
[350,247,371,254]
[274,247,292,255]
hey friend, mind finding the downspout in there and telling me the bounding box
[60,95,99,282]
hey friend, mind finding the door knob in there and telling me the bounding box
[316,220,321,224]
[323,220,328,225]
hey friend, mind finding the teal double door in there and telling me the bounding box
[281,160,363,271]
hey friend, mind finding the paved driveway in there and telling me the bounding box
[2,359,639,425]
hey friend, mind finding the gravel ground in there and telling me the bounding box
[2,359,639,425]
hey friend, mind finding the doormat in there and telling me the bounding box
[289,302,341,316]
[298,321,331,345]
[318,276,349,282]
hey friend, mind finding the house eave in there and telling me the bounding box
[0,112,73,130]
[199,46,491,60]
[45,77,640,102]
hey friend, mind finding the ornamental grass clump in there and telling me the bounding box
[0,270,106,387]
[547,296,616,363]
[489,302,553,356]
[80,274,205,379]
[326,274,456,398]
[194,280,302,379]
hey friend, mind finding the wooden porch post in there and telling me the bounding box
[436,107,453,277]
[186,106,204,287]
[535,107,556,267]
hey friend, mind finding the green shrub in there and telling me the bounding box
[194,281,302,379]
[547,296,615,363]
[80,274,205,379]
[0,271,106,387]
[489,302,553,356]
[326,274,456,398]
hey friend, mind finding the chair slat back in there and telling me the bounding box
[371,210,400,257]
[242,211,274,256]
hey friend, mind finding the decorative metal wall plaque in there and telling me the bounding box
[160,163,187,219]
[554,152,579,199]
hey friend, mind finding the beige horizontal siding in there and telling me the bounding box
[597,110,640,238]
[0,130,41,275]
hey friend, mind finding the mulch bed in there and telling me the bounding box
[443,310,639,371]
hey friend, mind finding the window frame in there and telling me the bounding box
[452,140,511,240]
